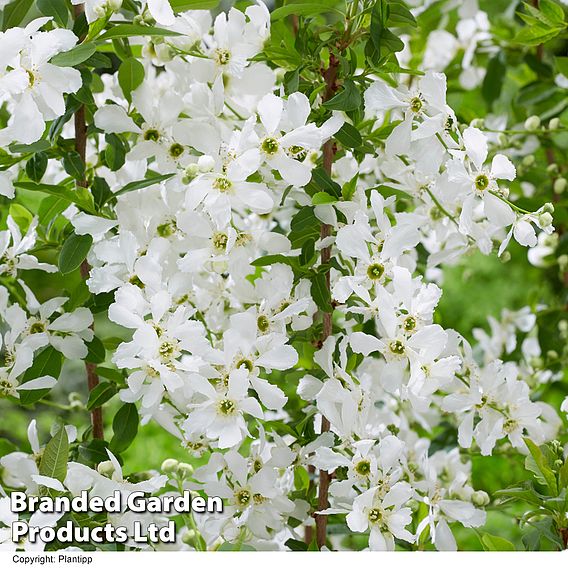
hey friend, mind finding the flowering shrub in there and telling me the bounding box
[0,0,567,552]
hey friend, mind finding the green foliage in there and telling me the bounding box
[109,403,139,454]
[39,427,69,484]
[59,233,93,275]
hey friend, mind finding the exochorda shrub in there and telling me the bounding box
[0,0,567,553]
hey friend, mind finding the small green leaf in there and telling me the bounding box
[312,191,337,205]
[39,427,69,484]
[251,254,299,269]
[87,382,117,411]
[272,3,343,21]
[2,0,34,30]
[98,24,182,40]
[311,271,332,313]
[78,439,110,466]
[9,203,33,230]
[108,173,175,202]
[170,0,220,11]
[293,465,310,492]
[118,57,145,102]
[86,336,106,364]
[104,134,127,171]
[289,207,320,249]
[323,80,361,112]
[110,403,139,454]
[37,0,69,27]
[51,43,97,67]
[335,122,362,148]
[524,438,558,494]
[59,233,93,275]
[9,140,51,154]
[63,150,85,181]
[480,533,516,551]
[19,347,62,405]
[26,152,48,182]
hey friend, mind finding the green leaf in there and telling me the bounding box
[14,181,95,214]
[37,0,69,27]
[118,57,145,102]
[524,438,558,494]
[92,177,112,209]
[289,207,320,249]
[2,0,34,30]
[9,140,51,154]
[59,232,93,275]
[170,0,220,10]
[51,43,97,67]
[251,254,299,268]
[26,152,48,182]
[272,3,343,21]
[299,238,315,266]
[311,271,332,313]
[104,133,127,171]
[285,538,308,552]
[110,403,139,454]
[98,24,182,40]
[86,336,106,364]
[323,80,362,112]
[9,203,33,230]
[480,533,516,551]
[388,1,417,27]
[293,465,310,491]
[0,439,18,459]
[482,54,506,107]
[96,366,125,384]
[19,347,63,405]
[63,150,85,181]
[539,0,566,26]
[514,24,564,46]
[312,191,337,204]
[78,439,110,466]
[335,122,362,148]
[555,56,568,76]
[108,173,175,202]
[87,382,117,411]
[368,0,405,62]
[342,173,359,201]
[309,167,342,198]
[39,427,69,484]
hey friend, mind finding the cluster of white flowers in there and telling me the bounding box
[0,0,564,552]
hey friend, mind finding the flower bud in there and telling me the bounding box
[472,490,490,507]
[97,460,115,477]
[198,155,215,172]
[547,163,559,174]
[538,212,553,227]
[553,178,567,195]
[177,462,194,478]
[522,155,535,167]
[500,251,511,263]
[161,458,179,474]
[548,117,560,130]
[547,350,558,360]
[542,202,555,214]
[524,115,541,131]
[558,320,568,333]
[558,254,568,271]
[182,530,196,545]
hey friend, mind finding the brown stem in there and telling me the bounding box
[314,53,340,550]
[74,4,104,440]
